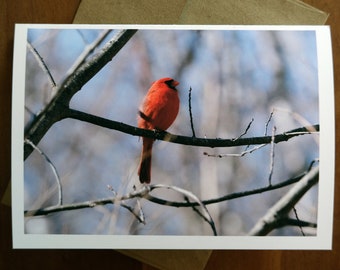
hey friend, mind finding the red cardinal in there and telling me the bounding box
[138,77,180,183]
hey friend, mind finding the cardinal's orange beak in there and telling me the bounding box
[172,80,179,87]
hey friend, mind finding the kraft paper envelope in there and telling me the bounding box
[73,0,328,25]
[5,1,327,270]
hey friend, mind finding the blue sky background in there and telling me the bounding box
[24,28,319,236]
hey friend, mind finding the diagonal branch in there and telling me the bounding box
[248,165,319,236]
[24,29,138,160]
[27,41,57,89]
[150,184,217,236]
[24,185,151,217]
[24,139,62,205]
[65,29,113,78]
[144,169,310,207]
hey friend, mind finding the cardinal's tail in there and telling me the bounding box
[138,138,153,183]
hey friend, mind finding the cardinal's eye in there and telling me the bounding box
[165,79,176,89]
[165,79,173,86]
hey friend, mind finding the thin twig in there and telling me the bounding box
[120,201,146,224]
[150,184,217,236]
[107,185,145,224]
[76,29,88,44]
[267,107,319,145]
[24,139,62,205]
[277,217,316,229]
[25,106,36,117]
[268,126,277,186]
[292,207,305,236]
[188,87,196,137]
[203,143,267,158]
[184,196,216,232]
[232,118,254,141]
[308,159,319,171]
[65,29,112,78]
[265,111,274,135]
[27,41,57,89]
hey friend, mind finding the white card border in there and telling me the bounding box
[12,24,334,249]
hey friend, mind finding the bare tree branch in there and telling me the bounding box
[24,167,312,217]
[151,184,217,236]
[27,41,57,89]
[144,169,311,207]
[24,29,138,160]
[292,207,305,236]
[232,118,254,140]
[268,126,277,186]
[264,111,274,136]
[203,144,267,158]
[24,185,149,217]
[64,107,319,149]
[65,29,113,78]
[248,165,319,236]
[188,86,196,137]
[120,201,146,224]
[24,139,62,205]
[24,183,218,236]
[107,184,145,224]
[276,217,317,229]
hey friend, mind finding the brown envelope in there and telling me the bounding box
[73,0,328,25]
